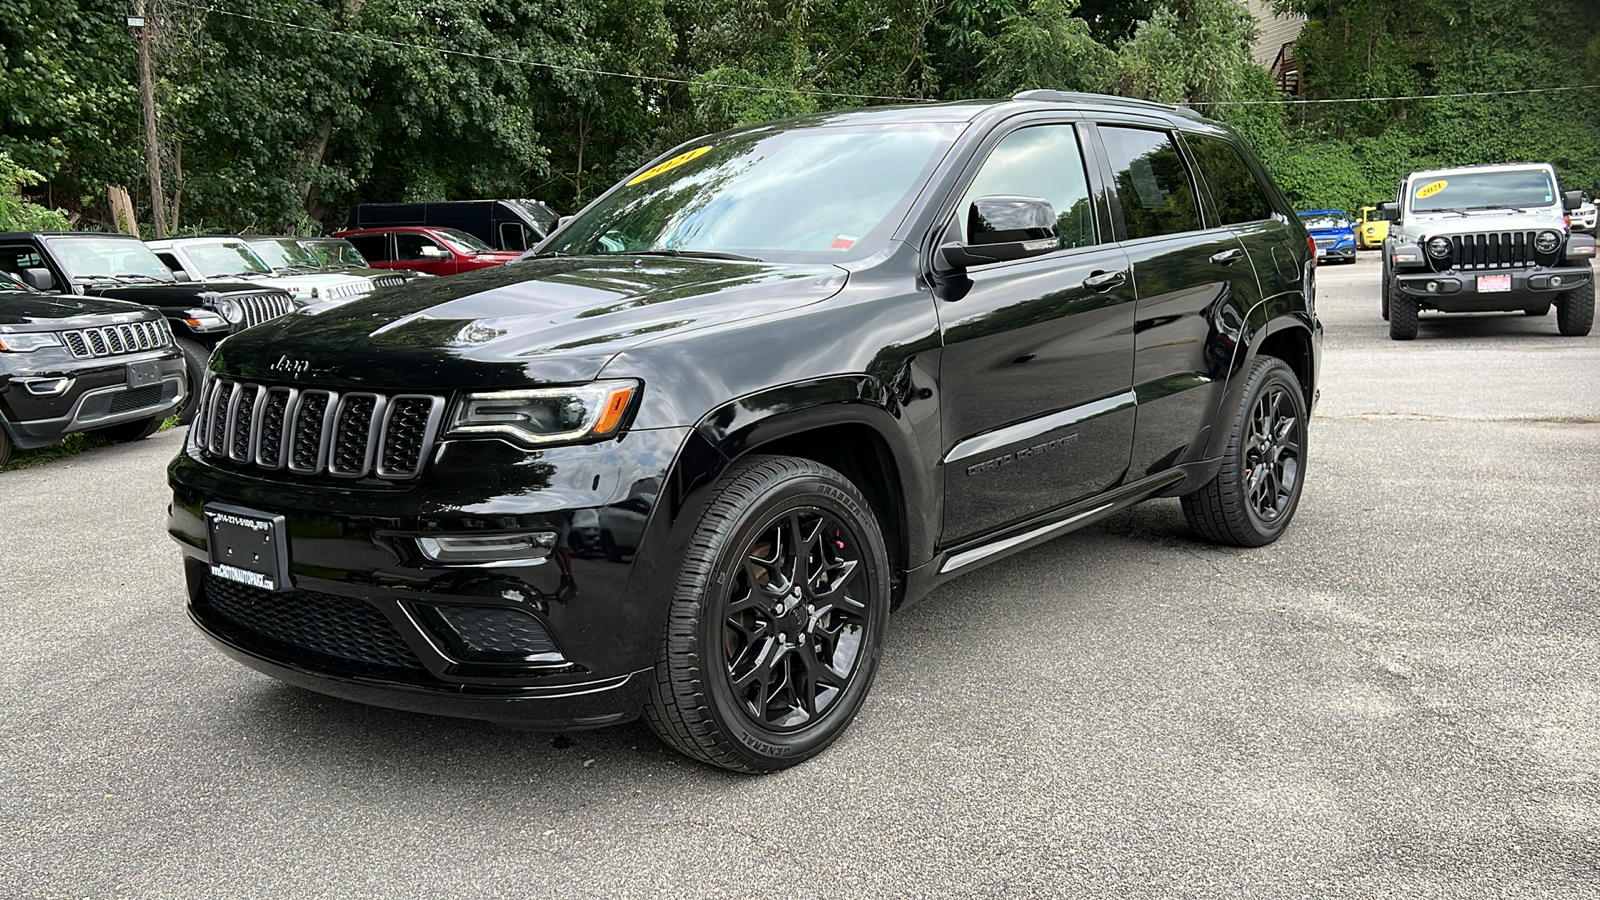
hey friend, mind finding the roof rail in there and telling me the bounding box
[1010,89,1199,116]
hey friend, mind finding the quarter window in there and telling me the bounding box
[954,124,1098,250]
[1187,136,1272,225]
[1100,127,1201,240]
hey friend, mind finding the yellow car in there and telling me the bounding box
[1357,205,1389,249]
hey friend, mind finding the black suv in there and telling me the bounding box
[0,232,295,421]
[168,92,1321,772]
[1,271,185,465]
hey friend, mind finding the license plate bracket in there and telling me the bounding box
[127,360,161,389]
[1477,274,1512,293]
[205,503,291,592]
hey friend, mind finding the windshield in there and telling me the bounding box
[543,123,960,262]
[434,228,495,255]
[300,239,367,267]
[509,200,559,232]
[248,238,319,270]
[1299,213,1350,230]
[1410,171,1556,212]
[184,241,272,278]
[47,236,174,281]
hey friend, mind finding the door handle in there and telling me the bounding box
[1210,248,1245,265]
[1082,269,1127,292]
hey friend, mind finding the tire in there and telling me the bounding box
[644,455,891,773]
[174,336,211,425]
[1524,304,1550,317]
[1388,276,1418,340]
[1181,357,1308,548]
[98,414,163,443]
[1380,268,1391,321]
[0,427,12,468]
[1556,280,1595,337]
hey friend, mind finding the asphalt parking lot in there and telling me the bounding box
[3,252,1598,899]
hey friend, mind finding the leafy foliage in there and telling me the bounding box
[0,150,71,230]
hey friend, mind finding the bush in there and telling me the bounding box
[0,151,71,231]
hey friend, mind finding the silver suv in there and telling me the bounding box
[1379,163,1595,339]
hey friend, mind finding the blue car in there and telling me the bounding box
[1298,209,1358,263]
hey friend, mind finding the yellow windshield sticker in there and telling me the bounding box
[1416,180,1449,199]
[628,146,712,186]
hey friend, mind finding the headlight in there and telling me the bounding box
[447,381,638,446]
[1535,231,1562,254]
[0,331,64,352]
[215,298,243,323]
[1427,237,1452,258]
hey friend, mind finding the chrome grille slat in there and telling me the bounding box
[59,320,173,359]
[198,379,442,481]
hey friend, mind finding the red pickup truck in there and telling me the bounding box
[332,226,521,276]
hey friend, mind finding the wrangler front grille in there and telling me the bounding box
[1431,231,1550,272]
[61,319,171,359]
[193,379,445,480]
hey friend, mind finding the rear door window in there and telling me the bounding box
[1099,127,1201,240]
[1186,136,1273,225]
[346,234,390,262]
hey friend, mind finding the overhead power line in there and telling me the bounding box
[164,2,1600,110]
[168,1,928,103]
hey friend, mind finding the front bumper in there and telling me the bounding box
[1395,264,1592,311]
[168,426,692,729]
[0,349,186,448]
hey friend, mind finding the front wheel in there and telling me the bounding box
[1556,280,1594,337]
[174,337,211,425]
[644,455,890,772]
[1182,357,1308,547]
[1388,277,1418,340]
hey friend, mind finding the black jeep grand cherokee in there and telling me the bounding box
[169,92,1321,772]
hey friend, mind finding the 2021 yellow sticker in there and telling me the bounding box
[628,146,712,186]
[1416,180,1449,199]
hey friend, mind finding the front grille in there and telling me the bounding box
[61,319,171,359]
[227,292,294,328]
[202,574,425,672]
[1314,237,1336,248]
[1432,231,1547,272]
[373,275,405,289]
[109,384,163,414]
[193,379,445,480]
[326,281,372,302]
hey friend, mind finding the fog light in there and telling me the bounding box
[417,532,558,564]
[1427,281,1439,293]
[21,376,72,395]
[1551,275,1563,288]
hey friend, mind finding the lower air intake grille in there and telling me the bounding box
[435,606,559,658]
[202,574,425,672]
[109,385,164,414]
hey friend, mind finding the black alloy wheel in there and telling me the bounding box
[1182,357,1308,547]
[645,455,889,772]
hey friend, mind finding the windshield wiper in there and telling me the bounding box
[1464,204,1539,214]
[626,249,764,263]
[1417,208,1472,217]
[112,273,166,283]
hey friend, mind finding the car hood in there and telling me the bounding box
[83,280,290,305]
[0,291,160,327]
[212,255,847,389]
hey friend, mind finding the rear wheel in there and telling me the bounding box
[174,337,211,425]
[645,455,890,772]
[98,415,163,443]
[1556,280,1595,337]
[1182,357,1308,548]
[1388,277,1418,340]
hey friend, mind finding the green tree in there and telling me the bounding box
[977,0,1117,97]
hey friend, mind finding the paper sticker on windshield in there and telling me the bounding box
[830,235,858,251]
[628,146,712,186]
[1416,180,1449,199]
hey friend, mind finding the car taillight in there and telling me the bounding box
[1307,234,1317,266]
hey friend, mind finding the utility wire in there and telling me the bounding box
[1193,83,1600,106]
[165,2,1600,109]
[168,1,930,103]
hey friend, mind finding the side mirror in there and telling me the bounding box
[419,245,449,260]
[940,195,1060,270]
[1377,201,1399,223]
[171,269,192,283]
[1563,190,1584,211]
[20,267,55,292]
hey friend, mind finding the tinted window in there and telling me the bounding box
[956,125,1097,250]
[499,222,527,251]
[346,234,389,261]
[1188,136,1272,225]
[1100,127,1200,240]
[396,233,447,261]
[0,245,48,276]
